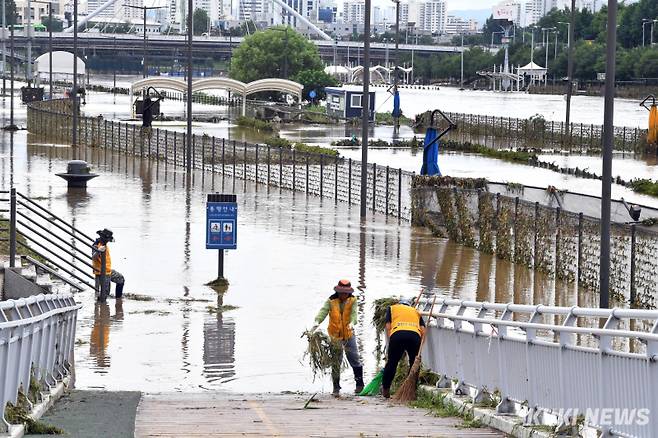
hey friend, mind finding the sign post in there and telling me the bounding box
[206,194,237,282]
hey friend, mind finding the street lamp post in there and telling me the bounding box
[599,0,618,309]
[652,19,657,46]
[642,19,650,47]
[460,33,464,89]
[48,2,52,98]
[360,0,371,219]
[564,1,575,151]
[541,27,556,86]
[186,0,192,173]
[72,0,78,148]
[125,4,167,80]
[393,0,400,132]
[491,31,503,48]
[2,0,5,95]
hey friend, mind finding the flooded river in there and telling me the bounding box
[1,115,599,393]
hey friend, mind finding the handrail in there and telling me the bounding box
[16,217,95,269]
[16,234,94,279]
[16,199,96,251]
[22,256,86,292]
[16,191,96,242]
[16,241,95,289]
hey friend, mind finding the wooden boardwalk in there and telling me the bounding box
[134,393,505,437]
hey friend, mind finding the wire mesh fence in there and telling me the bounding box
[27,99,413,220]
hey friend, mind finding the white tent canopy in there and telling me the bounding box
[518,61,546,78]
[34,51,86,77]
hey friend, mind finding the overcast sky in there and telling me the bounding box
[447,0,500,10]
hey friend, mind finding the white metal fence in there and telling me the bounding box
[419,296,658,438]
[0,293,81,431]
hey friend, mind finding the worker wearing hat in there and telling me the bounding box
[312,279,364,397]
[92,228,125,302]
[381,297,426,398]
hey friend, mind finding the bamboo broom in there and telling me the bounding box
[392,294,437,403]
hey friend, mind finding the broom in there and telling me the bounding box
[361,290,426,397]
[391,295,437,403]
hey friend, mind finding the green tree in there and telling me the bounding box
[291,69,338,100]
[635,49,658,79]
[193,8,209,35]
[41,15,63,32]
[230,27,324,82]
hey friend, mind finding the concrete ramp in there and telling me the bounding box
[134,392,504,437]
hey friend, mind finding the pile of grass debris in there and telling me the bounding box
[302,330,344,380]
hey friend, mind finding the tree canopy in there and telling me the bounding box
[230,27,324,83]
[193,8,209,35]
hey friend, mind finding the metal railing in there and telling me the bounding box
[0,293,81,432]
[27,99,414,220]
[442,111,649,155]
[412,185,658,306]
[0,188,99,294]
[419,296,658,438]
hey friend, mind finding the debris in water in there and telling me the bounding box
[206,304,239,314]
[122,293,155,301]
[206,278,230,294]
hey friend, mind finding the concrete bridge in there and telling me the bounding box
[5,33,463,67]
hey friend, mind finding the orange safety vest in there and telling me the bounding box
[327,296,355,340]
[92,243,112,276]
[389,304,421,337]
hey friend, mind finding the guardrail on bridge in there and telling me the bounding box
[0,293,81,432]
[419,296,658,438]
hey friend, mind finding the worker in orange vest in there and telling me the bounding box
[92,228,125,302]
[381,298,426,398]
[312,279,364,397]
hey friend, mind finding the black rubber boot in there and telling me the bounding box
[115,282,124,299]
[332,379,341,397]
[354,366,364,394]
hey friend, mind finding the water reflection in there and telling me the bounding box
[202,293,236,385]
[89,300,124,369]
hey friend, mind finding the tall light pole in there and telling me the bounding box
[642,19,650,47]
[600,0,618,309]
[652,19,657,46]
[1,0,5,95]
[541,27,555,86]
[48,2,52,98]
[125,4,167,79]
[460,33,464,89]
[393,0,400,132]
[72,0,78,148]
[530,26,536,64]
[491,30,503,48]
[360,0,371,219]
[26,0,31,84]
[558,21,570,47]
[186,0,192,173]
[564,1,575,151]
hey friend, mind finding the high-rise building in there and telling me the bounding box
[444,15,478,35]
[414,0,446,33]
[342,0,365,24]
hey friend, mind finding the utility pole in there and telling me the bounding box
[530,27,535,64]
[360,0,371,219]
[565,0,575,151]
[186,0,192,173]
[600,0,618,309]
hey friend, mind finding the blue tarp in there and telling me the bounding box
[420,127,441,176]
[392,91,401,118]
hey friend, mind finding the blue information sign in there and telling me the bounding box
[206,196,237,250]
[309,90,317,99]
